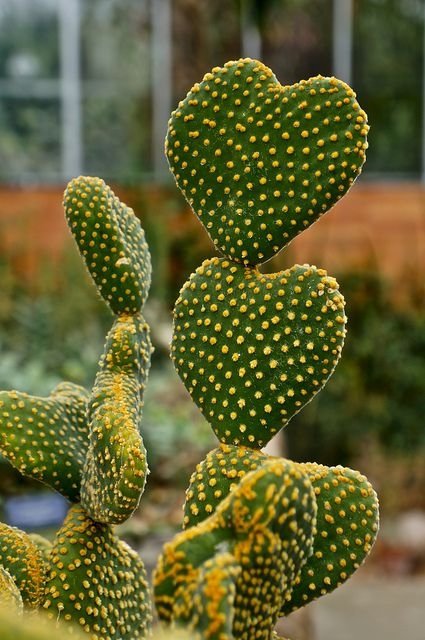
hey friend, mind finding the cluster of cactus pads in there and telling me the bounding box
[0,58,378,640]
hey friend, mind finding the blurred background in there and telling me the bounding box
[0,1,424,638]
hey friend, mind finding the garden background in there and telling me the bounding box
[0,1,424,638]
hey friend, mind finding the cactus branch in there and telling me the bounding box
[0,382,89,501]
[43,504,152,639]
[166,58,368,266]
[172,258,346,448]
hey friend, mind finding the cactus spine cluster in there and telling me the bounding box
[0,58,378,640]
[153,58,378,639]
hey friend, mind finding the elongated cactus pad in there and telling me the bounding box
[81,314,152,524]
[172,257,346,448]
[0,565,23,613]
[154,460,316,640]
[43,504,152,640]
[166,58,368,265]
[183,444,379,614]
[64,176,151,315]
[0,382,89,501]
[0,523,46,608]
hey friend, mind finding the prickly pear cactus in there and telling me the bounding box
[166,58,368,265]
[81,313,152,524]
[154,57,379,640]
[0,177,154,639]
[0,523,47,609]
[0,382,89,500]
[43,504,152,638]
[172,258,345,447]
[0,56,379,640]
[64,176,151,315]
[154,459,316,639]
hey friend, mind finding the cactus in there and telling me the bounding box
[0,382,89,500]
[0,523,47,609]
[182,444,379,614]
[0,177,154,639]
[166,58,368,266]
[81,313,152,524]
[63,176,151,315]
[154,57,379,639]
[172,258,345,448]
[43,504,152,638]
[0,56,379,640]
[154,459,316,639]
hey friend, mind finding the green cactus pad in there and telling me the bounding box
[166,58,368,266]
[0,382,89,500]
[183,445,379,615]
[43,504,152,639]
[175,552,239,637]
[64,176,151,315]
[0,565,23,613]
[172,257,346,448]
[81,314,152,524]
[154,459,316,639]
[184,443,264,528]
[281,463,379,614]
[0,523,46,608]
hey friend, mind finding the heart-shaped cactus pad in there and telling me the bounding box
[166,58,368,266]
[172,257,346,448]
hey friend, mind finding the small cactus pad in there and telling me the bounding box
[183,444,379,614]
[154,460,316,639]
[64,176,151,315]
[184,443,264,528]
[0,382,89,501]
[0,565,23,613]
[0,523,46,608]
[43,504,152,639]
[166,58,368,265]
[281,463,379,614]
[172,257,346,448]
[81,314,152,524]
